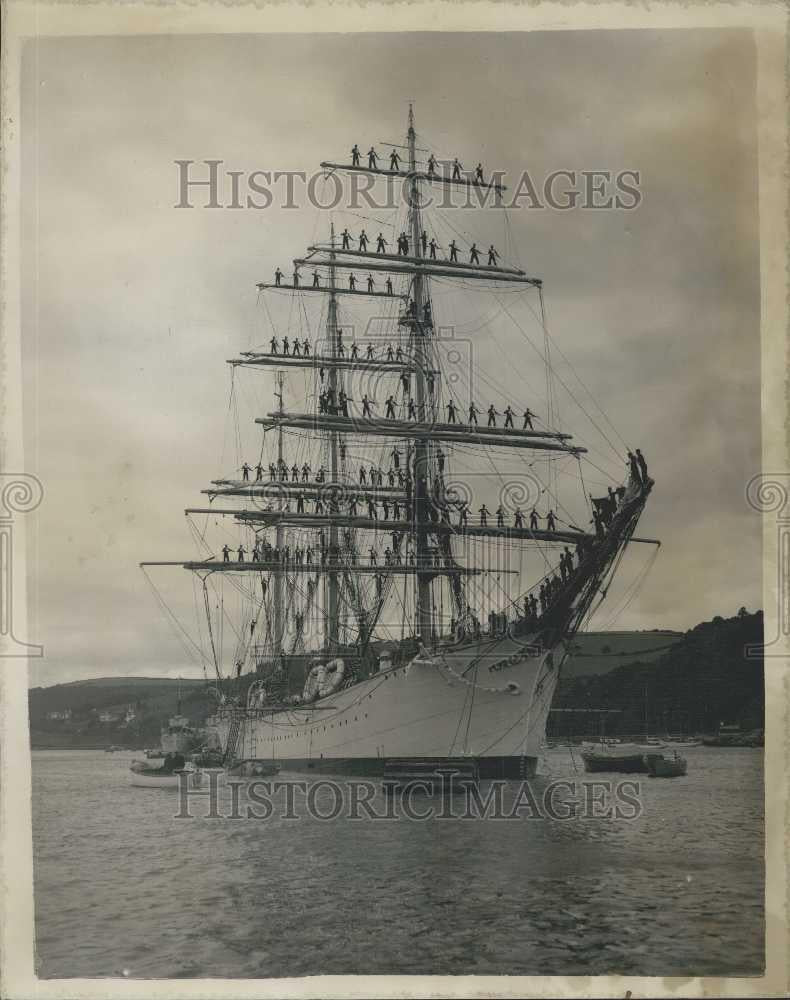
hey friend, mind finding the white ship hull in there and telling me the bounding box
[208,633,566,778]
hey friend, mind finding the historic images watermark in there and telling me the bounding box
[174,161,643,212]
[0,473,44,658]
[175,774,643,822]
[745,473,789,659]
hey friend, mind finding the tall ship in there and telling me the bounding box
[142,109,656,778]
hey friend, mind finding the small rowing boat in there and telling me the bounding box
[129,754,204,789]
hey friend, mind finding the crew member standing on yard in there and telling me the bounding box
[522,408,535,430]
[429,238,439,260]
[274,267,283,286]
[487,404,499,427]
[530,508,539,531]
[376,233,388,253]
[222,544,230,562]
[237,544,245,563]
[469,243,480,265]
[349,273,356,291]
[427,153,437,177]
[546,509,557,531]
[385,395,397,419]
[361,394,373,417]
[390,149,401,171]
[504,405,515,428]
[341,228,351,250]
[282,336,290,356]
[447,400,457,424]
[367,275,375,293]
[312,271,320,288]
[241,462,251,481]
[452,157,462,181]
[270,336,278,354]
[475,163,484,183]
[514,508,524,528]
[488,245,499,266]
[255,462,264,481]
[496,506,505,528]
[386,277,393,295]
[421,230,428,255]
[468,401,479,425]
[448,240,459,263]
[368,147,379,169]
[351,144,360,166]
[359,229,369,251]
[479,504,489,526]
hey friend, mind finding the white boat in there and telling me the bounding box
[581,741,666,773]
[129,759,203,789]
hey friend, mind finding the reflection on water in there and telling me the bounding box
[32,747,763,978]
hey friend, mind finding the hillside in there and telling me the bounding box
[28,616,761,748]
[549,609,764,738]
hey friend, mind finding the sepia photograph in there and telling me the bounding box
[1,2,787,997]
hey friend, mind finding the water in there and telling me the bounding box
[32,747,764,978]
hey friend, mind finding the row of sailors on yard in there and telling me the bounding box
[350,145,491,186]
[241,459,414,489]
[265,334,414,360]
[336,226,502,267]
[317,390,537,430]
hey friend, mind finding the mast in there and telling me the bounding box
[407,105,434,643]
[273,372,285,657]
[326,224,340,650]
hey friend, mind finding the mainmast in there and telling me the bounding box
[273,371,285,657]
[407,105,434,643]
[326,224,340,650]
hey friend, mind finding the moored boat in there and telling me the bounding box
[129,755,204,789]
[644,751,687,777]
[580,741,666,773]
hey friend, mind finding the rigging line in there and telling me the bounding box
[493,289,625,465]
[141,566,210,669]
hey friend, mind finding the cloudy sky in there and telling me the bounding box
[21,29,761,687]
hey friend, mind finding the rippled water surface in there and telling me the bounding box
[32,747,763,978]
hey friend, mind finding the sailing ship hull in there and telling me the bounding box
[208,634,566,778]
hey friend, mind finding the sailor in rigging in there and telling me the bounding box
[530,508,539,531]
[237,544,245,562]
[385,395,397,419]
[312,271,320,288]
[341,228,351,250]
[503,405,515,428]
[468,401,479,425]
[408,398,417,420]
[546,509,557,531]
[348,273,356,291]
[428,237,439,259]
[269,336,278,354]
[452,157,462,181]
[361,394,373,418]
[475,162,484,183]
[496,506,505,528]
[376,233,388,253]
[427,153,437,177]
[367,275,375,293]
[469,243,481,265]
[636,448,648,482]
[488,245,499,266]
[386,277,394,295]
[255,462,264,481]
[446,400,458,424]
[514,508,524,528]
